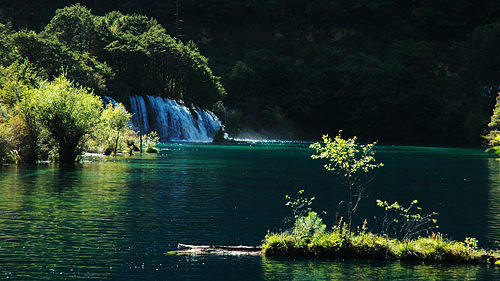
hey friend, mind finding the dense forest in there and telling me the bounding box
[2,0,500,144]
[0,4,225,163]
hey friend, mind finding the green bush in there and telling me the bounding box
[292,211,326,240]
[143,131,160,153]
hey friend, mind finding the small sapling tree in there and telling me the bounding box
[376,199,438,241]
[310,132,383,232]
[285,189,315,222]
[100,102,134,156]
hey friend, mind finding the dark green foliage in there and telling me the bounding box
[2,1,500,143]
[1,4,225,110]
[39,5,226,109]
[461,22,500,103]
[224,49,300,137]
[145,146,158,153]
[9,30,111,93]
[0,4,225,162]
[44,4,98,55]
[224,46,448,142]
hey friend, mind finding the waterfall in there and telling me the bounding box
[129,95,222,142]
[130,95,149,134]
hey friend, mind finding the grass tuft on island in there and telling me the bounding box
[262,228,500,265]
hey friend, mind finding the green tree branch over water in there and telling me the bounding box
[310,132,383,231]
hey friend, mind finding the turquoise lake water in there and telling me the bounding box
[1,142,500,280]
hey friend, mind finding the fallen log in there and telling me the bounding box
[168,243,263,256]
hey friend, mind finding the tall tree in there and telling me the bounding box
[10,29,111,93]
[44,3,97,55]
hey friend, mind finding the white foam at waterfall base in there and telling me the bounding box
[130,95,221,142]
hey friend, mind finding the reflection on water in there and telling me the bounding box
[0,162,133,280]
[262,256,500,280]
[487,158,500,247]
[0,144,499,280]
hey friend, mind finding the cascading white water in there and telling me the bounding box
[130,96,149,134]
[129,95,222,142]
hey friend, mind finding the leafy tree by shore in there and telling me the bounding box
[33,75,103,163]
[0,59,46,163]
[0,71,137,164]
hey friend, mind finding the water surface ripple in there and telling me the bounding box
[0,143,499,280]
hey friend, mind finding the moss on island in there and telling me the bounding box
[262,228,500,264]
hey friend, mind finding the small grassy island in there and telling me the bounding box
[262,228,500,265]
[260,133,500,265]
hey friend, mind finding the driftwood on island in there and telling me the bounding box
[170,243,263,256]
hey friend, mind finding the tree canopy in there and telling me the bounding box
[2,2,500,144]
[1,4,225,109]
[40,4,226,108]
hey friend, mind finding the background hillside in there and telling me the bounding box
[3,0,500,144]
